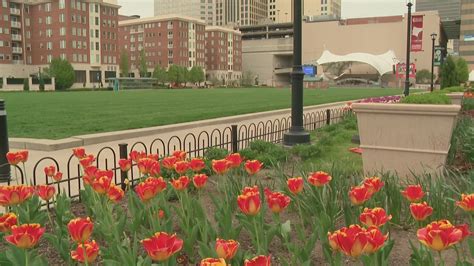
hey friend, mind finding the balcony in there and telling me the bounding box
[10,8,20,15]
[11,34,22,41]
[12,60,23,65]
[11,21,21,28]
[12,47,23,54]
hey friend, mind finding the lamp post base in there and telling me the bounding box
[283,128,311,146]
[0,167,11,183]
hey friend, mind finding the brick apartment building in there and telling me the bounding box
[118,15,243,84]
[0,0,120,88]
[118,15,207,77]
[205,26,242,84]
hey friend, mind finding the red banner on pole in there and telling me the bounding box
[396,63,416,79]
[411,15,424,52]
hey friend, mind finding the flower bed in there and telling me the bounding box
[0,147,472,265]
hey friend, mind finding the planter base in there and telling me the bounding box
[352,103,460,178]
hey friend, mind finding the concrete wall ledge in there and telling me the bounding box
[9,101,348,151]
[352,103,461,115]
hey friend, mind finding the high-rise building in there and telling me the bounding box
[214,0,268,26]
[118,15,207,76]
[0,0,120,88]
[154,0,215,25]
[205,26,242,83]
[416,0,461,53]
[460,0,474,71]
[268,0,341,23]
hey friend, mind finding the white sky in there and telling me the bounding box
[118,0,410,19]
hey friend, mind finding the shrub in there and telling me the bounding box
[239,140,289,166]
[400,93,451,105]
[23,78,29,91]
[290,144,322,160]
[416,69,432,84]
[204,148,229,161]
[47,58,75,90]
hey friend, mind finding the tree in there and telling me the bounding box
[153,65,168,86]
[456,57,469,84]
[180,66,189,87]
[241,71,254,86]
[189,66,205,86]
[415,69,432,84]
[47,58,75,90]
[139,49,148,78]
[120,50,129,77]
[167,65,180,86]
[440,56,459,89]
[23,78,29,91]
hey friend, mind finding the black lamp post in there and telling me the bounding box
[430,33,437,92]
[283,0,310,146]
[404,0,413,96]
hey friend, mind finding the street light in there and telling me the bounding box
[404,0,413,96]
[283,0,310,146]
[430,33,437,92]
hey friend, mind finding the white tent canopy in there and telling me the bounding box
[315,50,399,76]
[469,70,474,82]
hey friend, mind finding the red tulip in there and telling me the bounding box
[244,255,271,266]
[212,159,230,175]
[401,185,425,202]
[193,174,208,189]
[364,226,388,254]
[245,160,263,175]
[264,188,291,214]
[72,148,86,159]
[456,194,474,212]
[215,238,240,260]
[242,186,259,195]
[18,150,29,163]
[157,210,165,219]
[0,185,35,207]
[5,223,45,249]
[456,224,472,242]
[327,225,368,257]
[0,213,17,233]
[135,177,167,203]
[349,185,372,206]
[71,240,100,263]
[201,258,227,266]
[359,207,392,227]
[129,150,147,163]
[149,163,161,178]
[53,172,63,182]
[237,189,261,216]
[119,159,132,172]
[170,176,190,191]
[138,158,158,175]
[174,161,190,175]
[44,166,56,177]
[141,232,183,262]
[79,154,95,168]
[96,169,113,180]
[409,202,433,221]
[190,158,206,172]
[162,156,178,170]
[172,150,187,161]
[363,177,384,195]
[148,153,159,161]
[68,217,94,243]
[91,175,112,194]
[82,166,98,185]
[107,185,125,203]
[6,152,22,165]
[308,171,332,187]
[417,220,463,251]
[36,185,55,201]
[226,153,243,168]
[287,177,304,195]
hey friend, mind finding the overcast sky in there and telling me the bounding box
[118,0,410,18]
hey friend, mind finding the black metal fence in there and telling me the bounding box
[6,107,351,201]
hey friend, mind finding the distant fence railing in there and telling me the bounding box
[5,107,352,202]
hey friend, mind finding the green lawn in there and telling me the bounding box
[0,87,406,139]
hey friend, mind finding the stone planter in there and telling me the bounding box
[352,103,461,178]
[446,92,464,106]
